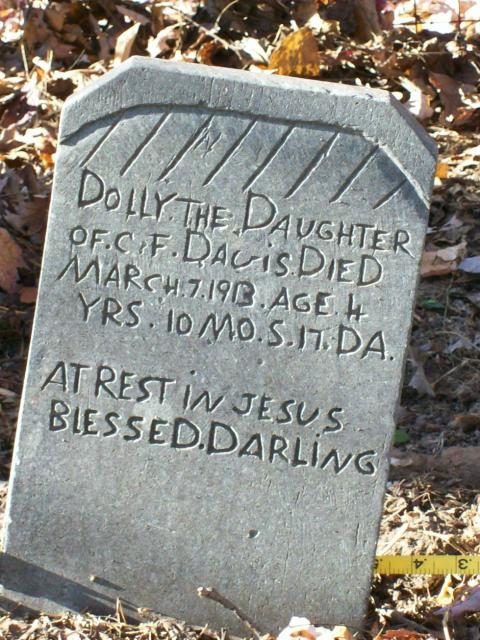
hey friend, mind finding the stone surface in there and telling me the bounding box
[1,59,436,632]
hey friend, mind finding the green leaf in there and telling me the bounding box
[394,428,410,445]
[419,298,444,311]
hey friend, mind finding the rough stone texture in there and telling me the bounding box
[0,59,436,633]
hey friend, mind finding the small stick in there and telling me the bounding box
[197,587,262,640]
[442,611,452,640]
[389,612,442,638]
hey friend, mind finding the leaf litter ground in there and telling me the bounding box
[1,1,480,639]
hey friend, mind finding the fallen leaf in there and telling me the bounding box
[156,0,199,24]
[278,617,336,640]
[435,584,480,619]
[466,292,480,308]
[408,350,435,397]
[238,37,269,64]
[451,413,480,432]
[465,10,480,38]
[0,7,24,43]
[147,25,180,58]
[116,6,150,25]
[459,256,480,274]
[44,5,68,32]
[429,72,476,123]
[197,41,222,66]
[435,161,449,179]
[114,23,140,66]
[393,0,469,34]
[390,447,480,486]
[269,28,321,78]
[0,228,24,293]
[332,627,353,640]
[419,297,444,311]
[293,1,319,26]
[379,631,429,640]
[436,574,454,607]
[421,242,466,277]
[394,428,410,444]
[0,387,17,398]
[354,0,382,41]
[19,286,37,304]
[400,77,434,120]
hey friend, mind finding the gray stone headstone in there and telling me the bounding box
[1,59,436,632]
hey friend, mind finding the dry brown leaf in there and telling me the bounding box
[379,630,429,640]
[429,72,476,124]
[269,28,320,78]
[114,23,140,66]
[408,352,436,398]
[435,161,449,179]
[197,41,222,66]
[429,72,462,121]
[116,6,150,25]
[293,1,319,26]
[354,0,382,41]
[19,286,37,304]
[451,413,480,432]
[5,197,49,238]
[421,242,467,277]
[44,4,68,32]
[0,228,24,293]
[390,446,480,486]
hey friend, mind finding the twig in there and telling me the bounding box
[20,42,30,78]
[431,360,469,387]
[156,3,243,61]
[115,598,127,624]
[442,611,452,640]
[389,611,442,638]
[214,0,241,30]
[197,587,262,639]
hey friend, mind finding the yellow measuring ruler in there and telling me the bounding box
[375,556,480,575]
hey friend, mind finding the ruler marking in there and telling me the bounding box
[375,556,480,575]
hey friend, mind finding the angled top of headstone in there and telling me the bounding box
[61,58,436,206]
[2,59,436,634]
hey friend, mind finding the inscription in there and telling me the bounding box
[44,107,423,479]
[54,164,416,363]
[42,360,377,475]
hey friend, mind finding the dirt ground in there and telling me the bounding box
[1,1,480,639]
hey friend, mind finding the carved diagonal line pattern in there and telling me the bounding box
[285,131,340,199]
[242,125,295,192]
[202,119,258,187]
[158,114,215,182]
[120,112,172,176]
[80,117,121,167]
[373,178,407,210]
[329,145,380,204]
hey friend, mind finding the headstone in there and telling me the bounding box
[1,59,436,632]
